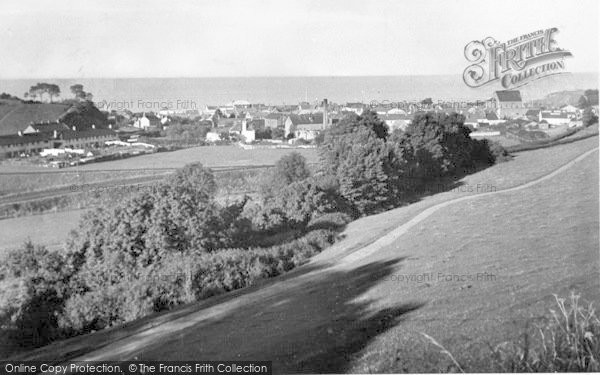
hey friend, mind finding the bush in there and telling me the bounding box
[63,227,339,328]
[273,152,312,186]
[487,141,511,162]
[60,163,236,331]
[0,242,72,349]
[247,175,350,231]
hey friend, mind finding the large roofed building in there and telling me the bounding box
[494,90,525,119]
[0,122,117,158]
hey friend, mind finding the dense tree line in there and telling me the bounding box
[0,110,505,352]
[318,110,500,216]
[25,83,61,103]
[165,123,211,144]
[60,101,109,130]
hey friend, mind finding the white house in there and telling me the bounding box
[134,113,151,129]
[381,114,412,132]
[206,132,221,142]
[560,105,579,114]
[539,111,569,126]
[343,103,364,115]
[241,119,255,143]
[387,108,407,115]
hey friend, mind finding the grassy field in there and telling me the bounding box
[0,145,317,196]
[0,209,84,254]
[0,169,170,197]
[69,145,319,171]
[475,134,521,147]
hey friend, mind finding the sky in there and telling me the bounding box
[0,0,598,78]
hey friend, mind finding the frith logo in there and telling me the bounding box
[463,27,572,89]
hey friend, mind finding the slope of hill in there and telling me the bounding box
[0,102,70,135]
[8,135,598,372]
[532,89,585,108]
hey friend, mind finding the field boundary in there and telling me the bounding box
[506,124,598,153]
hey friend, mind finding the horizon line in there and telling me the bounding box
[1,71,598,81]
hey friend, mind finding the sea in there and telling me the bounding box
[0,73,597,112]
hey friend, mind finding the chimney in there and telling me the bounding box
[322,99,329,128]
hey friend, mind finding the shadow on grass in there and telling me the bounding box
[80,257,425,373]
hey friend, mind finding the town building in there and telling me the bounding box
[264,113,286,129]
[206,132,221,142]
[494,90,525,119]
[284,99,332,140]
[539,111,570,126]
[381,114,412,132]
[343,102,365,115]
[133,113,150,129]
[0,122,117,158]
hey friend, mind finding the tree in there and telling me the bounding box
[28,83,60,103]
[62,163,230,331]
[582,107,598,127]
[319,120,399,216]
[323,110,388,140]
[47,84,60,103]
[69,84,93,102]
[421,97,433,106]
[394,112,493,181]
[578,89,599,109]
[333,128,396,215]
[255,127,272,140]
[357,110,388,139]
[273,152,311,186]
[60,101,108,130]
[0,242,72,347]
[272,128,285,139]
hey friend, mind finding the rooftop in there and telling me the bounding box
[495,90,522,102]
[288,113,324,125]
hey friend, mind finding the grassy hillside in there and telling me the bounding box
[0,102,70,135]
[5,135,597,368]
[346,148,598,373]
[533,89,585,108]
